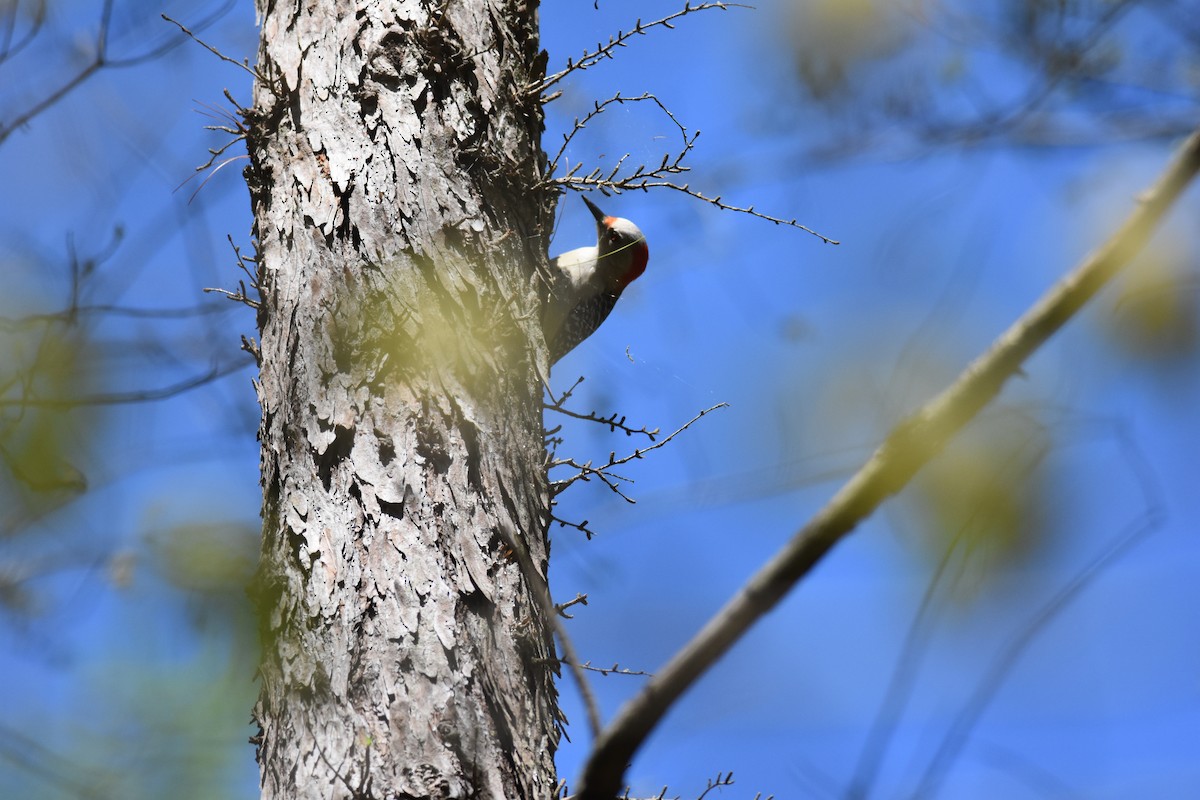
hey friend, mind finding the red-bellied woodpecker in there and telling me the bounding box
[543,196,649,365]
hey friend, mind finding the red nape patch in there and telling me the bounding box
[619,243,649,289]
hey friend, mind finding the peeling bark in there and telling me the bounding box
[246,2,557,798]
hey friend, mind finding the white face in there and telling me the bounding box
[602,216,645,250]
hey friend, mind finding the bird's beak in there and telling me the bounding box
[581,195,607,224]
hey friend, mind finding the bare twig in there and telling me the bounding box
[562,632,603,741]
[176,92,253,202]
[537,2,752,95]
[555,593,589,617]
[0,722,111,800]
[0,303,229,330]
[228,234,260,282]
[908,423,1164,798]
[204,282,259,309]
[545,405,660,440]
[802,0,1158,158]
[544,369,659,440]
[570,660,652,678]
[608,772,747,800]
[187,154,251,202]
[557,173,840,245]
[552,459,636,502]
[573,126,1200,800]
[0,0,46,65]
[204,235,263,309]
[0,359,252,409]
[161,13,262,82]
[845,415,1053,799]
[546,375,586,409]
[695,773,737,800]
[549,403,728,501]
[489,514,604,739]
[543,92,691,185]
[0,0,237,145]
[548,513,597,540]
[912,509,1161,797]
[541,90,837,243]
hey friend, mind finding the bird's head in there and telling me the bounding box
[583,195,649,290]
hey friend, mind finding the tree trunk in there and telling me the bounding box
[246,2,558,798]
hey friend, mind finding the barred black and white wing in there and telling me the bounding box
[546,289,621,364]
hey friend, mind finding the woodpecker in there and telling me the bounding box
[543,196,649,365]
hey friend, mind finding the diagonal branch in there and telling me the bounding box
[545,404,660,441]
[908,421,1164,798]
[545,373,660,440]
[536,2,752,96]
[0,0,47,66]
[548,403,728,501]
[557,174,841,244]
[0,0,236,145]
[0,359,252,409]
[912,518,1160,799]
[540,91,839,244]
[573,125,1200,800]
[161,13,262,81]
[542,92,691,185]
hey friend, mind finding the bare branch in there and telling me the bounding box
[550,458,636,502]
[570,660,652,678]
[549,403,728,500]
[543,92,691,184]
[0,0,46,66]
[798,0,1186,159]
[909,423,1165,798]
[555,593,589,618]
[0,302,230,330]
[173,91,253,203]
[548,513,597,540]
[0,722,111,800]
[604,771,753,800]
[545,404,660,440]
[204,281,259,309]
[913,512,1161,797]
[556,173,841,245]
[205,235,263,310]
[0,358,252,409]
[161,13,263,82]
[0,0,237,144]
[574,125,1200,800]
[228,233,260,284]
[0,56,103,146]
[561,622,604,740]
[545,383,661,441]
[537,2,752,95]
[695,773,738,800]
[847,413,1075,797]
[493,518,604,740]
[541,90,838,243]
[545,375,586,408]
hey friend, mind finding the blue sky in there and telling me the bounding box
[2,1,1198,798]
